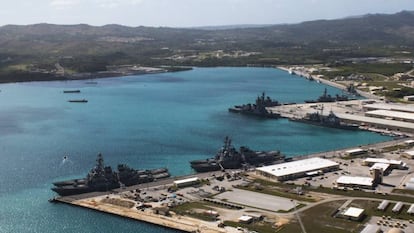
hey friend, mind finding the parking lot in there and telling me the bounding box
[215,188,297,212]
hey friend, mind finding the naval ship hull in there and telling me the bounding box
[290,118,360,130]
[190,160,241,173]
[51,183,120,196]
[228,107,280,119]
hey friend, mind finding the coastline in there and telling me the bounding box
[276,66,381,100]
[50,136,413,233]
[0,66,193,84]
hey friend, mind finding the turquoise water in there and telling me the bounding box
[0,67,389,232]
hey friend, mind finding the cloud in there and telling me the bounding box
[93,0,144,8]
[50,0,80,9]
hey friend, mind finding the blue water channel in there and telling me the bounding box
[0,67,389,233]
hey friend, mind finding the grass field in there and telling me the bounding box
[277,200,364,233]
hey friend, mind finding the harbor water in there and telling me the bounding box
[0,67,389,233]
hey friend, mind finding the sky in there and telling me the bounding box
[1,0,413,27]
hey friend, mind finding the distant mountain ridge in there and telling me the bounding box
[0,10,414,82]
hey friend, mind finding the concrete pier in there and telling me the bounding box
[267,100,414,134]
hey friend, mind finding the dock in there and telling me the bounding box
[267,100,414,134]
[49,136,414,233]
[55,196,227,233]
[51,171,238,233]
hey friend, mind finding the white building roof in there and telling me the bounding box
[360,224,381,233]
[404,150,414,156]
[238,215,253,222]
[364,158,402,166]
[407,204,414,214]
[363,103,414,113]
[392,202,403,212]
[378,200,389,210]
[335,113,414,130]
[366,110,414,121]
[346,148,366,154]
[256,157,338,178]
[404,139,414,144]
[343,207,364,218]
[406,182,414,190]
[173,177,199,185]
[370,163,390,171]
[337,176,373,187]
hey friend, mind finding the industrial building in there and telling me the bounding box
[408,204,414,215]
[369,163,390,175]
[362,158,407,169]
[392,202,404,213]
[337,207,365,221]
[362,103,414,113]
[345,148,367,156]
[335,113,414,132]
[405,177,414,190]
[336,176,374,189]
[360,224,381,233]
[403,150,414,159]
[404,139,414,146]
[255,157,339,181]
[173,177,200,188]
[403,95,414,101]
[365,110,414,123]
[377,200,390,211]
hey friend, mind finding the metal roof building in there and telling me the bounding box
[360,224,381,233]
[362,103,414,113]
[336,176,374,189]
[335,113,414,132]
[406,177,414,190]
[338,207,365,221]
[173,177,200,188]
[369,163,390,172]
[362,158,406,169]
[392,202,404,213]
[345,148,367,156]
[404,139,414,145]
[403,150,414,159]
[255,157,339,181]
[407,204,414,214]
[365,110,414,123]
[377,200,389,211]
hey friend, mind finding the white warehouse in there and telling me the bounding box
[255,157,339,181]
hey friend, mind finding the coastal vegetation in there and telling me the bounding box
[1,11,414,82]
[320,63,413,79]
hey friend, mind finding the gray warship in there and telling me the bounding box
[52,154,119,196]
[290,107,359,130]
[305,88,349,103]
[228,92,281,119]
[190,137,284,172]
[52,154,170,196]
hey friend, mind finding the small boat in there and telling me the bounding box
[63,90,81,93]
[68,99,88,103]
[85,81,98,85]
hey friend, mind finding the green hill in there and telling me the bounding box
[0,11,413,82]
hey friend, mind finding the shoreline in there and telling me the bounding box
[276,66,381,100]
[0,66,193,84]
[50,135,413,233]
